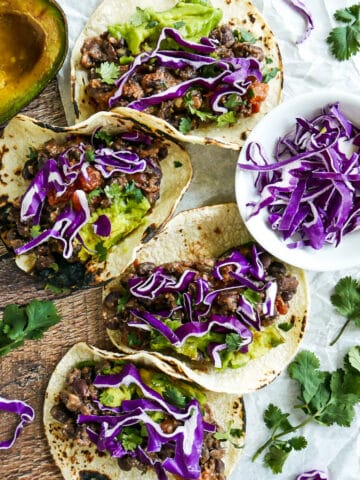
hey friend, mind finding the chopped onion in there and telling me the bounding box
[0,397,34,449]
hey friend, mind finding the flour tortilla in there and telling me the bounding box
[0,111,191,284]
[71,0,283,150]
[104,203,309,394]
[44,342,245,480]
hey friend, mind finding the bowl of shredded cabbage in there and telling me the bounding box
[235,91,360,271]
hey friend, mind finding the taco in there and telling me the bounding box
[70,0,283,150]
[103,203,309,394]
[44,342,245,480]
[0,112,191,288]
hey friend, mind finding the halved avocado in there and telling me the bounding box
[0,0,68,125]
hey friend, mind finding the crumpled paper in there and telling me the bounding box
[56,1,360,478]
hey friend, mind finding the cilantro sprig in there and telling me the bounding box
[327,5,360,60]
[0,299,61,356]
[253,347,360,473]
[213,420,244,449]
[96,61,120,85]
[329,276,360,345]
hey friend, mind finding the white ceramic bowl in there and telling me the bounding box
[235,91,360,271]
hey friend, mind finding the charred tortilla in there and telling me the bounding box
[103,204,309,394]
[44,342,245,480]
[0,112,191,288]
[70,0,283,150]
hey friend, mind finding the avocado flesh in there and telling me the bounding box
[109,0,222,55]
[0,0,67,125]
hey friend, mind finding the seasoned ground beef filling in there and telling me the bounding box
[51,363,226,480]
[0,133,166,287]
[80,24,269,129]
[104,245,299,364]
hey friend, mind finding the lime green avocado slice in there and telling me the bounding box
[0,0,68,125]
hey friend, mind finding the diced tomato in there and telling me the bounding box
[77,166,103,193]
[47,185,75,206]
[249,81,269,113]
[275,295,289,315]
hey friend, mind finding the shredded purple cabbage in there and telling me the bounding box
[124,244,279,367]
[15,131,152,259]
[296,470,328,480]
[78,363,207,480]
[109,27,262,114]
[238,102,360,250]
[286,0,314,44]
[0,396,35,449]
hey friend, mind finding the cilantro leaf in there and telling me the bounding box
[263,404,292,432]
[330,276,360,345]
[262,67,280,83]
[288,436,307,450]
[30,225,42,238]
[348,346,360,373]
[288,350,324,404]
[278,322,294,332]
[253,347,360,473]
[264,444,290,474]
[118,426,145,451]
[117,291,131,312]
[85,149,95,163]
[213,421,244,449]
[96,62,120,85]
[25,300,61,339]
[225,333,243,352]
[0,300,60,356]
[179,117,192,134]
[163,386,187,408]
[87,187,104,201]
[95,241,108,262]
[237,29,257,44]
[94,129,113,146]
[216,111,237,126]
[124,181,144,203]
[27,147,38,162]
[327,5,360,60]
[224,93,243,110]
[129,7,151,27]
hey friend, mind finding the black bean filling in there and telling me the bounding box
[0,133,166,287]
[80,24,268,129]
[51,363,226,480]
[104,245,298,363]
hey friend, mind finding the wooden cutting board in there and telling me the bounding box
[0,80,115,480]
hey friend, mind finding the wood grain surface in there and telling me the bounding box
[0,79,115,480]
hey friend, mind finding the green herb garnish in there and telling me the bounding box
[253,348,360,473]
[0,300,61,356]
[327,5,360,60]
[214,420,244,449]
[94,130,113,146]
[179,117,192,134]
[96,61,120,85]
[329,276,360,345]
[95,241,108,262]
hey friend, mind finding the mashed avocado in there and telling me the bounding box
[78,184,150,262]
[99,364,207,407]
[150,319,285,370]
[108,0,223,54]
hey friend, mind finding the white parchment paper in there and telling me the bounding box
[56,1,360,478]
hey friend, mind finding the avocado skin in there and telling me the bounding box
[0,0,68,125]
